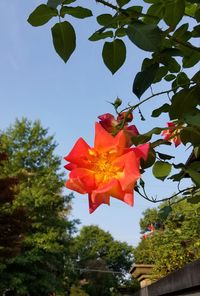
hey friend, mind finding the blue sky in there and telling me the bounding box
[0,1,193,246]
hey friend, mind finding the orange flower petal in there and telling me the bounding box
[94,122,126,152]
[89,193,110,213]
[132,143,150,161]
[65,178,87,194]
[64,163,77,171]
[124,192,134,206]
[94,178,134,207]
[64,137,91,166]
[113,151,140,191]
[108,180,134,206]
[69,168,96,192]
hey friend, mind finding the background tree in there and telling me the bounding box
[71,225,134,295]
[133,196,200,279]
[0,119,78,296]
[27,0,200,205]
[0,152,27,277]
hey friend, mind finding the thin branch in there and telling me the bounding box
[136,186,195,203]
[169,35,200,53]
[134,82,195,110]
[95,0,157,19]
[96,0,129,16]
[120,82,195,114]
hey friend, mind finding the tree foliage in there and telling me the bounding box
[71,225,134,295]
[133,197,200,279]
[28,0,200,204]
[0,119,78,296]
[0,153,27,267]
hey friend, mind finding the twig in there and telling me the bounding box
[136,186,195,203]
[120,82,195,114]
[170,35,200,53]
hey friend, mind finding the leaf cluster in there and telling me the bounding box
[134,197,200,279]
[27,0,200,203]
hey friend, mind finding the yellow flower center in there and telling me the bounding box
[89,149,120,184]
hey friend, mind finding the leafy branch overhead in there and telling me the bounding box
[28,0,200,204]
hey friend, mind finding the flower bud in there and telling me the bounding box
[113,98,122,108]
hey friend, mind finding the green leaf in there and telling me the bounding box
[144,3,164,24]
[173,23,191,41]
[133,63,159,98]
[126,6,143,16]
[131,127,164,145]
[186,169,200,186]
[177,72,190,86]
[192,70,200,84]
[115,27,126,37]
[126,21,163,52]
[62,0,76,3]
[164,74,176,81]
[27,4,58,27]
[157,152,174,160]
[89,31,113,41]
[141,148,156,169]
[194,146,200,159]
[97,14,113,26]
[47,0,65,8]
[183,49,200,68]
[60,6,92,18]
[51,21,76,63]
[152,103,170,117]
[152,161,172,181]
[187,195,200,204]
[184,112,200,127]
[102,39,126,74]
[163,57,181,73]
[159,206,172,220]
[143,0,160,3]
[169,87,199,120]
[163,0,185,28]
[192,25,200,37]
[185,2,198,16]
[180,128,200,146]
[153,66,168,83]
[117,0,131,7]
[168,171,183,182]
[194,7,200,22]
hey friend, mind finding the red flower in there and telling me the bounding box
[98,112,139,147]
[64,123,149,213]
[162,122,182,147]
[98,113,118,133]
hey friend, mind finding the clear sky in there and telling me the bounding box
[0,1,192,246]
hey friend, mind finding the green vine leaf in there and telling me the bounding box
[152,103,170,117]
[157,152,175,160]
[47,0,65,8]
[133,63,159,98]
[184,112,200,127]
[102,39,126,74]
[27,4,58,27]
[117,0,131,7]
[60,6,92,19]
[97,14,113,26]
[126,21,163,52]
[163,0,185,29]
[51,21,76,63]
[131,127,165,145]
[186,169,200,187]
[89,31,113,41]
